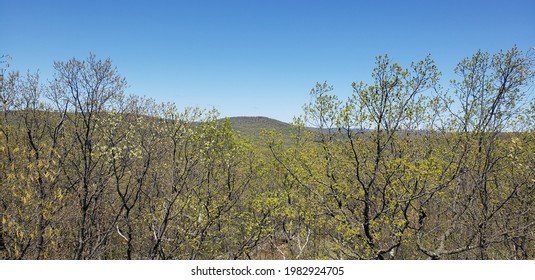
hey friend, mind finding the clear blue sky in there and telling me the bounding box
[2,0,534,122]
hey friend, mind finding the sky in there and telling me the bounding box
[1,0,534,122]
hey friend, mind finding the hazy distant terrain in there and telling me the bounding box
[227,116,293,138]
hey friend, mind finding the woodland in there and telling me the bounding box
[0,47,533,259]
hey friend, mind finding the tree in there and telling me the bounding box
[269,54,442,259]
[415,46,535,259]
[49,54,126,259]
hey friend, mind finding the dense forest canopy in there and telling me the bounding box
[0,47,534,259]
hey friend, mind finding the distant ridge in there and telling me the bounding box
[223,116,292,137]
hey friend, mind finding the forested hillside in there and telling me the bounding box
[0,48,533,259]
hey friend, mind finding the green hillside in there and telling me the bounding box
[225,116,293,139]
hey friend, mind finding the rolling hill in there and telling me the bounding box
[225,116,293,138]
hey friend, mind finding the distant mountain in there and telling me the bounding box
[224,116,292,138]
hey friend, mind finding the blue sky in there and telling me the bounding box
[2,0,534,122]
